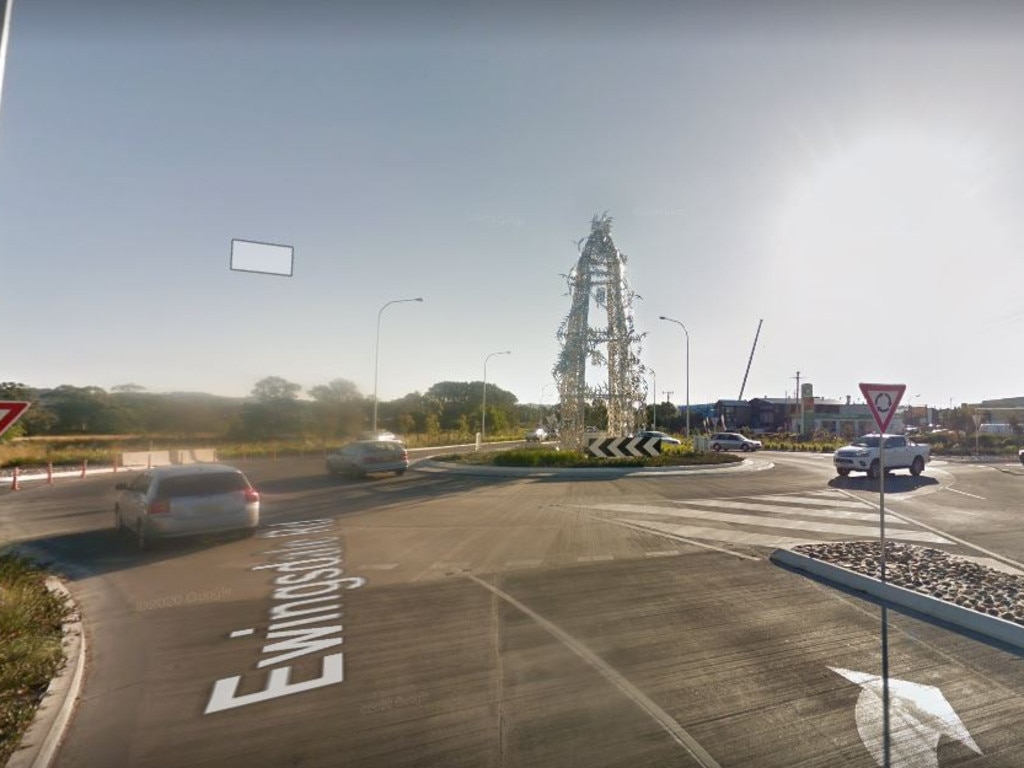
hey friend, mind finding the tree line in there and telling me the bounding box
[0,378,535,442]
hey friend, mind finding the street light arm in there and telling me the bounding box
[373,297,425,433]
[658,315,691,438]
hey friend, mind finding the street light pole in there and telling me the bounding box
[373,297,423,434]
[482,350,511,442]
[651,369,656,430]
[659,316,690,437]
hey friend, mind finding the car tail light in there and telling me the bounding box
[244,489,260,503]
[148,499,170,515]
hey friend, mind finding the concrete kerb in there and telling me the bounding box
[7,578,86,768]
[413,457,773,478]
[771,547,1024,655]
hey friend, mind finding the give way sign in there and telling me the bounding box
[859,383,905,434]
[0,401,30,439]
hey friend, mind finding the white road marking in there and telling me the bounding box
[576,555,615,563]
[943,487,986,500]
[229,628,255,638]
[431,561,473,570]
[360,563,400,570]
[834,488,1024,573]
[620,519,823,549]
[644,550,682,558]
[666,498,883,522]
[589,515,759,562]
[599,503,949,544]
[830,667,981,767]
[466,573,722,768]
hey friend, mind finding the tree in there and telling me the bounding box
[308,379,361,403]
[252,376,302,402]
[308,379,364,440]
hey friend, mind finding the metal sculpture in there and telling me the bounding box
[553,214,647,450]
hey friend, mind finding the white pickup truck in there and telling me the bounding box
[833,433,930,478]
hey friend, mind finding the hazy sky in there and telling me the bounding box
[3,1,1024,408]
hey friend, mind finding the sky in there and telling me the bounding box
[2,1,1024,409]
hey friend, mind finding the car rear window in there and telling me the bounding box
[156,472,250,498]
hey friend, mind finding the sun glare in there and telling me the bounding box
[772,131,1008,293]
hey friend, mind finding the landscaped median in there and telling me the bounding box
[771,542,1024,653]
[415,445,764,477]
[0,553,74,766]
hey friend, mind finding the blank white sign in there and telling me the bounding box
[230,239,294,277]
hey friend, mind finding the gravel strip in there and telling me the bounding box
[793,541,1024,626]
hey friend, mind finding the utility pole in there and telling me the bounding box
[792,371,802,434]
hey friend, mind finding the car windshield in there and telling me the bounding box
[851,437,881,448]
[4,4,1022,766]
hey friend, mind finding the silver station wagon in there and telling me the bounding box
[114,464,260,549]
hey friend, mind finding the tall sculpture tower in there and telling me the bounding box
[553,214,647,449]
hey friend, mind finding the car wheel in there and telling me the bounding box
[741,444,751,452]
[910,456,924,476]
[868,460,880,480]
[395,468,406,476]
[836,468,850,477]
[712,444,721,452]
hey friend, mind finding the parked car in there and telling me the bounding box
[632,430,681,446]
[114,464,260,549]
[327,439,409,478]
[525,427,549,442]
[709,432,763,452]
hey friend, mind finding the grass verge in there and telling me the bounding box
[0,553,72,766]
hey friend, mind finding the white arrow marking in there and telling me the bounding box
[829,667,982,767]
[608,439,625,458]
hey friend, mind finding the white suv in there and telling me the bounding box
[709,432,762,452]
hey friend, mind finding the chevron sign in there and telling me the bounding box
[587,435,662,458]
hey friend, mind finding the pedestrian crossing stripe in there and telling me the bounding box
[590,492,951,547]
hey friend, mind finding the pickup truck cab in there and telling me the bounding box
[833,433,930,478]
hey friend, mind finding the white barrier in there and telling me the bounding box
[120,451,173,468]
[170,448,217,464]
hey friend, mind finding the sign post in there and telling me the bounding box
[0,401,30,440]
[859,382,906,582]
[859,381,906,768]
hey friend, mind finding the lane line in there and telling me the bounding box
[833,488,1024,573]
[576,555,615,563]
[620,519,826,550]
[597,503,949,544]
[645,550,682,558]
[664,498,885,523]
[465,573,723,768]
[578,514,759,562]
[943,487,986,500]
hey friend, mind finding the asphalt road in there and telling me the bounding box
[3,452,1024,767]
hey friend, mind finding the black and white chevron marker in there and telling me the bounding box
[587,435,662,458]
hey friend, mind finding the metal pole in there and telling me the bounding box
[0,0,14,123]
[652,369,656,430]
[879,438,886,582]
[372,297,423,434]
[659,316,690,437]
[482,351,510,442]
